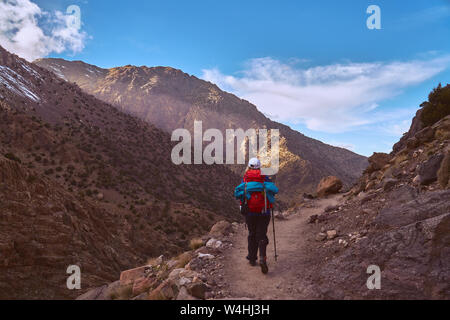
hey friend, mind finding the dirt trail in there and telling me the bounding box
[223,195,342,299]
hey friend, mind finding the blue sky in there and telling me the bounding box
[2,0,450,156]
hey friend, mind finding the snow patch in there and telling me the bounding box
[49,65,67,80]
[0,65,41,102]
[20,62,43,81]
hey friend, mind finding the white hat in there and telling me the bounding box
[248,157,261,169]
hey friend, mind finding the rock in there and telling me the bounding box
[206,238,222,249]
[132,276,157,297]
[316,176,343,197]
[392,108,424,153]
[316,233,327,241]
[176,286,198,300]
[274,211,287,220]
[132,292,149,300]
[168,268,200,282]
[383,166,402,179]
[96,192,104,200]
[76,284,108,300]
[326,230,337,240]
[415,126,435,144]
[376,189,450,228]
[147,279,179,300]
[366,153,391,174]
[178,277,192,286]
[324,205,339,213]
[437,152,450,188]
[406,137,420,149]
[166,259,178,269]
[209,220,232,239]
[360,192,377,204]
[413,175,421,185]
[308,214,318,224]
[198,253,215,260]
[119,265,152,286]
[418,154,445,185]
[154,255,164,266]
[383,178,398,191]
[186,282,208,299]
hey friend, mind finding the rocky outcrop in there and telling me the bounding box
[77,218,237,300]
[316,176,343,197]
[437,151,450,188]
[305,100,450,299]
[314,190,450,299]
[418,154,445,185]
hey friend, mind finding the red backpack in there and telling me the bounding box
[243,169,271,213]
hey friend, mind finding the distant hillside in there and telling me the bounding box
[35,58,368,203]
[0,45,241,299]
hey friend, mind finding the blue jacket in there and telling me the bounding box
[234,181,279,216]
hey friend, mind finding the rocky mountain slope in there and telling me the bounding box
[301,86,450,299]
[0,45,242,299]
[76,85,449,300]
[34,58,368,203]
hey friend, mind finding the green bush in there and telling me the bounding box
[421,83,450,127]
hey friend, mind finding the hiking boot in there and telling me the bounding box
[246,256,257,266]
[259,257,268,274]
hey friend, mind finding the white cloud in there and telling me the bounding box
[202,56,450,133]
[0,0,87,61]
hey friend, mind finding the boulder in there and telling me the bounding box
[415,126,435,144]
[366,153,391,174]
[176,286,198,300]
[186,282,208,299]
[437,152,450,188]
[168,268,200,282]
[206,238,222,249]
[132,276,157,297]
[147,279,179,300]
[316,176,343,198]
[76,280,121,300]
[418,154,445,185]
[209,220,232,238]
[382,178,398,191]
[119,265,152,286]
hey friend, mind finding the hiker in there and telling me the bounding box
[234,158,278,274]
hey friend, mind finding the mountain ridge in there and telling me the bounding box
[34,57,368,203]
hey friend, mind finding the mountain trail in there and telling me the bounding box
[222,195,343,299]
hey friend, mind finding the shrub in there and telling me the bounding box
[421,83,450,127]
[108,284,133,300]
[175,252,193,268]
[189,238,204,250]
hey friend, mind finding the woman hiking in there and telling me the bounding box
[234,158,278,274]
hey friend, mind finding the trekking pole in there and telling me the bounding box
[271,207,278,262]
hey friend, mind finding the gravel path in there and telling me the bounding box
[222,195,342,299]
